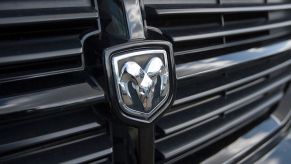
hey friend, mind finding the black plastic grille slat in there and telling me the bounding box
[145,0,291,63]
[158,71,290,136]
[155,44,291,163]
[0,35,82,66]
[0,0,103,112]
[143,1,291,163]
[0,109,101,153]
[0,106,112,164]
[0,81,104,116]
[146,4,291,15]
[156,92,283,161]
[176,39,291,80]
[155,50,291,162]
[0,1,110,163]
[0,0,93,10]
[2,135,112,164]
[175,52,291,105]
[184,115,281,164]
[0,0,97,26]
[0,8,98,27]
[0,0,100,83]
[163,19,291,43]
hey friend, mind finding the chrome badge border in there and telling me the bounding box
[103,41,175,125]
[112,49,169,119]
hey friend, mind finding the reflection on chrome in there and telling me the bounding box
[123,0,145,39]
[119,57,169,112]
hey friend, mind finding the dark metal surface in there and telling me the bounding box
[138,127,155,164]
[163,20,291,43]
[176,39,291,80]
[175,56,291,105]
[147,3,291,15]
[159,74,290,135]
[0,81,104,116]
[110,119,155,164]
[257,131,291,164]
[156,93,283,162]
[2,0,291,163]
[238,83,291,163]
[0,0,111,163]
[202,117,280,164]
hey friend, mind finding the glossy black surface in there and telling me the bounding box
[158,73,290,135]
[176,39,291,80]
[156,93,283,161]
[238,84,291,163]
[202,117,280,164]
[0,109,101,154]
[147,3,291,15]
[0,0,113,163]
[0,81,104,116]
[144,0,291,163]
[168,20,291,43]
[257,131,291,164]
[110,120,155,164]
[1,0,291,163]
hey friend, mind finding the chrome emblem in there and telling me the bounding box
[112,50,170,117]
[119,57,169,111]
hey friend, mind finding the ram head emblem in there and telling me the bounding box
[118,57,169,112]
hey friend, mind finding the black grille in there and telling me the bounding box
[144,0,291,163]
[0,0,100,83]
[0,0,111,163]
[0,107,111,163]
[1,0,291,163]
[145,0,291,62]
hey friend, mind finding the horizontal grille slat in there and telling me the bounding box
[166,19,291,43]
[0,35,85,83]
[0,0,103,116]
[0,0,100,83]
[175,51,291,105]
[0,0,93,10]
[1,135,112,164]
[145,1,291,163]
[0,81,104,116]
[0,109,101,153]
[0,0,97,26]
[185,115,281,164]
[0,35,82,66]
[0,107,112,164]
[145,0,291,63]
[0,1,109,163]
[158,71,290,135]
[156,92,283,161]
[146,3,291,15]
[0,8,98,26]
[0,123,99,154]
[174,30,289,56]
[176,39,291,80]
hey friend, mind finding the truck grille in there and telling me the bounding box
[1,0,291,163]
[144,0,291,163]
[0,0,111,163]
[145,0,291,61]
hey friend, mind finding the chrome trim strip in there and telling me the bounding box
[123,0,145,39]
